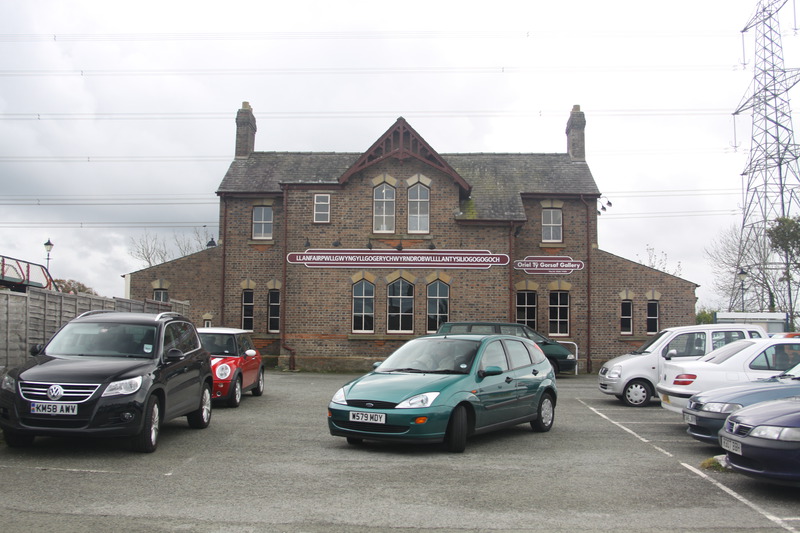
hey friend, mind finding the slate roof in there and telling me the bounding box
[217,151,599,222]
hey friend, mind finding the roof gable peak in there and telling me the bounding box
[339,117,470,190]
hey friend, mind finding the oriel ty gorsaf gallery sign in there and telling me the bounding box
[287,249,509,269]
[514,256,585,275]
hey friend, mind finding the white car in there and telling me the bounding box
[656,338,800,414]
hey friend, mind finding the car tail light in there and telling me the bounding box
[673,374,697,386]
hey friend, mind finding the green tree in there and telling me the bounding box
[695,307,716,324]
[55,279,98,295]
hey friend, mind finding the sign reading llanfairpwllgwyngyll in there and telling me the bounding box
[514,256,585,275]
[287,249,510,269]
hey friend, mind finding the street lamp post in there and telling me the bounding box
[738,268,748,313]
[44,238,54,271]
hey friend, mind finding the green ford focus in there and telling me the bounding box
[327,334,557,452]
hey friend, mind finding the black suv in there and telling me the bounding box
[0,311,213,452]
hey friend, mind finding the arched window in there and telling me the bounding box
[387,279,414,333]
[426,280,449,333]
[373,183,395,233]
[352,280,375,333]
[516,291,537,330]
[408,183,430,233]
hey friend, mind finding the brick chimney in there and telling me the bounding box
[566,104,586,161]
[235,101,257,158]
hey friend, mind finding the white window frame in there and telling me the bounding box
[387,279,414,334]
[621,300,633,335]
[516,290,537,330]
[408,183,430,234]
[253,206,273,240]
[313,194,330,224]
[426,280,449,333]
[242,289,254,330]
[267,289,280,333]
[352,280,375,334]
[542,208,563,243]
[373,183,396,233]
[647,300,660,335]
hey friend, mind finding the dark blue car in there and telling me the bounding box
[682,365,800,445]
[719,396,800,486]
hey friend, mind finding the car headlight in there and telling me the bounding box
[606,365,622,379]
[396,392,440,409]
[331,387,347,405]
[750,425,800,441]
[1,373,15,393]
[699,402,742,414]
[102,376,143,397]
[215,363,231,380]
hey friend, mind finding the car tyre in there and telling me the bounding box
[227,376,242,408]
[531,392,555,432]
[621,379,652,407]
[444,405,468,453]
[132,395,160,453]
[187,383,212,429]
[547,358,559,374]
[252,367,265,397]
[3,428,34,448]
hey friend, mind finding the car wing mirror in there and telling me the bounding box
[244,349,257,358]
[166,348,185,361]
[478,365,503,378]
[663,349,677,360]
[372,361,382,369]
[29,344,44,356]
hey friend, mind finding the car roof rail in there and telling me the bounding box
[155,311,183,321]
[76,310,117,319]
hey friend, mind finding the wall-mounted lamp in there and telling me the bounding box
[206,238,217,248]
[396,242,403,251]
[332,240,341,247]
[304,237,311,248]
[428,241,436,250]
[366,241,373,250]
[597,195,613,215]
[513,226,523,237]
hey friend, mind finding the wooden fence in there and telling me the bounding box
[0,287,189,370]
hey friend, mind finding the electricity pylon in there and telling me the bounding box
[733,0,800,325]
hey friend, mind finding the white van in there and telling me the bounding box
[597,323,767,406]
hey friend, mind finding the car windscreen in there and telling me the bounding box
[199,333,239,356]
[377,338,480,374]
[632,330,668,354]
[45,322,158,358]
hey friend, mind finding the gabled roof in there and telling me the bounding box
[338,117,470,191]
[216,118,600,221]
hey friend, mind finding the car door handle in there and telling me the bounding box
[532,369,539,376]
[505,376,514,383]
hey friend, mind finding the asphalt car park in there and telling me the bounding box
[0,372,799,533]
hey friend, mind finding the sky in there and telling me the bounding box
[1,0,797,310]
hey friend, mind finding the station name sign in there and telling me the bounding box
[514,256,585,275]
[287,249,509,269]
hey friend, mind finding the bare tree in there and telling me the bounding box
[129,230,170,268]
[129,228,214,268]
[636,244,682,277]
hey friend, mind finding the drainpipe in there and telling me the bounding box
[281,184,297,370]
[580,195,593,374]
[220,197,228,322]
[508,222,517,320]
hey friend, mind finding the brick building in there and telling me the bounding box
[125,102,698,373]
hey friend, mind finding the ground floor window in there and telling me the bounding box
[268,289,280,333]
[548,291,569,336]
[516,291,537,330]
[647,300,659,334]
[426,280,449,333]
[388,279,414,333]
[242,289,254,330]
[352,280,375,333]
[620,300,633,335]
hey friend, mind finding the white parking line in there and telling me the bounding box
[579,399,798,533]
[682,463,798,533]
